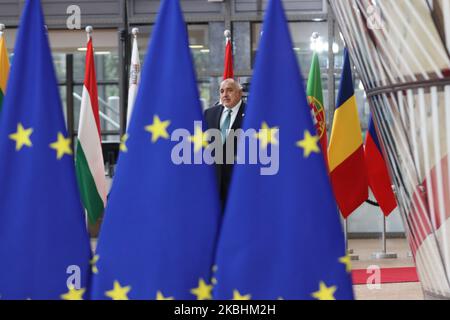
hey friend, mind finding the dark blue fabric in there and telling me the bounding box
[336,48,355,109]
[0,0,91,299]
[91,0,221,300]
[212,0,354,299]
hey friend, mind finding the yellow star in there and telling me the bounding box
[60,286,86,300]
[189,126,209,152]
[9,123,33,151]
[145,115,170,143]
[156,291,174,300]
[90,255,99,274]
[232,289,251,300]
[120,134,129,152]
[312,281,337,300]
[296,130,320,158]
[339,254,352,273]
[49,132,72,159]
[190,278,213,300]
[254,122,278,149]
[105,281,131,300]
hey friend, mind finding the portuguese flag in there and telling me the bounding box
[306,52,328,167]
[75,37,107,225]
[0,30,10,112]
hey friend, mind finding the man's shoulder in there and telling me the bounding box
[204,104,223,116]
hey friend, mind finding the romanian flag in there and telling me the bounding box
[307,52,328,166]
[223,37,233,79]
[0,29,10,111]
[328,48,368,218]
[365,115,397,216]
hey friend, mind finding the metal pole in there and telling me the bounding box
[344,216,358,260]
[371,214,398,259]
[382,214,387,253]
[118,28,129,137]
[344,218,353,254]
[66,54,74,145]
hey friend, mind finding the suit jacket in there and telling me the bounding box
[204,102,246,206]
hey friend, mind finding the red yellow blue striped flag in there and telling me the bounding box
[328,48,368,218]
[0,28,10,112]
[364,115,397,216]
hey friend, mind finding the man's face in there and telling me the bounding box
[220,81,242,108]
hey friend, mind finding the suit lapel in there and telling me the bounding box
[231,102,246,131]
[214,105,224,130]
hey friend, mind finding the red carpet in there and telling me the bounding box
[352,267,419,285]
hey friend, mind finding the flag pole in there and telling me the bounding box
[371,185,398,259]
[83,25,93,230]
[86,25,93,41]
[344,216,359,260]
[126,27,140,128]
[223,29,233,81]
[371,214,397,259]
[132,27,139,39]
[311,31,320,50]
[224,29,231,42]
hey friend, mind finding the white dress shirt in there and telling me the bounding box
[219,100,242,135]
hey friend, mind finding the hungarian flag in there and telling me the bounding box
[75,36,107,225]
[328,48,368,218]
[365,115,397,216]
[0,29,10,111]
[307,52,328,166]
[223,37,233,79]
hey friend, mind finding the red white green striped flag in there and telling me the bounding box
[0,29,10,111]
[75,35,107,225]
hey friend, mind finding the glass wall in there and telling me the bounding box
[251,21,370,134]
[135,24,211,109]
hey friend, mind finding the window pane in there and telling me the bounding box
[197,77,212,111]
[59,85,67,126]
[73,84,120,134]
[135,24,209,76]
[73,52,119,82]
[53,53,66,83]
[252,22,331,78]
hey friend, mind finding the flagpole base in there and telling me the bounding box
[370,252,398,259]
[350,254,359,261]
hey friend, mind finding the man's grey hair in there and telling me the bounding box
[220,78,243,91]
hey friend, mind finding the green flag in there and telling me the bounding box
[307,52,328,167]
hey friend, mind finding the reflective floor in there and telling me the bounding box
[349,238,423,300]
[91,237,424,299]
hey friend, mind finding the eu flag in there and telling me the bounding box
[0,0,91,299]
[212,0,354,300]
[90,0,221,300]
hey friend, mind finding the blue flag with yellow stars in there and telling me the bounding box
[90,0,221,300]
[0,0,91,300]
[212,0,354,300]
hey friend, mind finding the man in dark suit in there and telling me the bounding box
[204,78,246,208]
